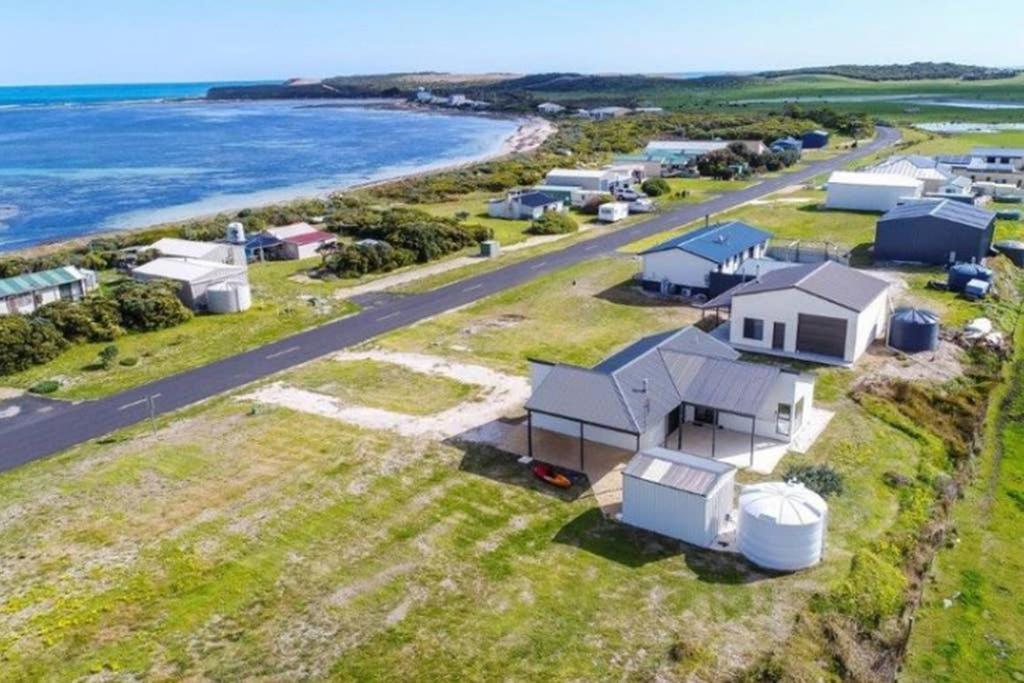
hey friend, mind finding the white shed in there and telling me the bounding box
[621,448,736,548]
[132,257,249,311]
[737,481,827,571]
[825,171,924,212]
[598,202,629,223]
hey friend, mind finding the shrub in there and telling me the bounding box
[581,194,614,215]
[98,344,119,369]
[782,463,844,497]
[29,380,60,394]
[111,280,192,332]
[33,297,123,343]
[0,316,68,376]
[830,550,907,626]
[527,211,578,235]
[118,356,139,367]
[640,178,670,197]
[320,241,416,278]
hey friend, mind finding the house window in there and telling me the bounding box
[742,317,764,341]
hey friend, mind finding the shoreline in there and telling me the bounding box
[4,109,556,259]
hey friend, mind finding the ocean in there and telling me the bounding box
[0,83,520,252]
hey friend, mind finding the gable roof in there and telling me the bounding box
[972,147,1024,158]
[281,230,336,246]
[526,327,779,434]
[0,266,86,298]
[266,222,315,240]
[869,156,953,182]
[879,199,995,230]
[132,257,245,283]
[150,238,223,260]
[640,221,772,263]
[827,170,923,189]
[701,261,889,312]
[645,140,730,154]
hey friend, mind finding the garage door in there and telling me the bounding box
[796,314,847,358]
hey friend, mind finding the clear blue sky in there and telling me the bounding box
[1,0,1022,85]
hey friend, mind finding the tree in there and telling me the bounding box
[640,178,671,197]
[527,211,579,235]
[0,316,68,376]
[98,344,119,369]
[33,298,123,343]
[111,280,192,332]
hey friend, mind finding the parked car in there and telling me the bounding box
[629,198,656,213]
[615,188,646,201]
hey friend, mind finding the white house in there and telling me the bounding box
[487,190,565,220]
[132,257,250,311]
[703,261,890,366]
[149,238,246,267]
[867,155,954,193]
[621,447,736,548]
[639,220,772,295]
[825,171,924,212]
[265,222,337,260]
[590,106,631,120]
[526,326,818,468]
[597,202,629,222]
[544,168,632,192]
[536,102,565,115]
[0,266,98,316]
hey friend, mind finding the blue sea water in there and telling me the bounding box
[0,85,519,252]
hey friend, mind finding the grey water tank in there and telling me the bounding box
[888,308,939,353]
[947,262,993,292]
[995,240,1024,268]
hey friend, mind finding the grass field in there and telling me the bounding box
[1,258,356,400]
[0,248,1002,679]
[279,358,480,415]
[415,192,534,246]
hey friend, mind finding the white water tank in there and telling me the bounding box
[737,481,827,571]
[226,221,246,244]
[207,281,252,314]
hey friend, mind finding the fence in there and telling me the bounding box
[766,239,850,266]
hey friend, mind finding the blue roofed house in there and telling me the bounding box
[874,199,996,265]
[487,190,565,220]
[800,130,830,149]
[640,221,773,296]
[770,137,803,154]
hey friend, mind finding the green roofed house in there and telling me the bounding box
[0,266,98,316]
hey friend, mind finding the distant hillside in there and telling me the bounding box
[758,62,1020,82]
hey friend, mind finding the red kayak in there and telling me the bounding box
[532,462,572,489]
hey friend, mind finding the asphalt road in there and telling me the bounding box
[0,127,899,471]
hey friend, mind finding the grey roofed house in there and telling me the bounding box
[517,191,558,208]
[701,260,889,312]
[526,327,782,436]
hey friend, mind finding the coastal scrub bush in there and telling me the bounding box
[782,463,844,497]
[320,241,416,278]
[640,178,670,197]
[829,549,907,626]
[527,211,578,235]
[33,298,123,343]
[111,280,192,332]
[28,380,60,394]
[0,316,68,376]
[98,344,119,369]
[118,356,139,367]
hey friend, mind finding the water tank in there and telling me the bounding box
[737,482,828,572]
[226,221,246,244]
[888,308,940,353]
[995,240,1024,268]
[207,281,252,314]
[947,262,993,292]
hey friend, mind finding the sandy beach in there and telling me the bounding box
[6,113,556,259]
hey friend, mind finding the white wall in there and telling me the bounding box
[641,250,715,289]
[622,473,735,547]
[730,289,857,361]
[853,290,890,359]
[825,182,923,212]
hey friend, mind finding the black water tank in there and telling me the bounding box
[947,262,993,292]
[995,240,1024,268]
[888,308,940,352]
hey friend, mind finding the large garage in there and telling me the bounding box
[796,314,848,358]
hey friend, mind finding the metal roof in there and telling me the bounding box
[702,261,889,312]
[0,266,85,298]
[972,147,1024,158]
[640,221,772,263]
[266,222,315,239]
[245,233,283,249]
[518,191,559,208]
[624,447,735,495]
[132,257,245,283]
[868,156,952,182]
[526,327,775,434]
[936,154,972,166]
[645,140,730,154]
[827,170,923,188]
[282,230,337,246]
[150,238,223,260]
[879,199,995,230]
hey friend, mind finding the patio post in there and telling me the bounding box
[579,422,585,471]
[677,402,684,449]
[527,410,533,460]
[750,415,756,468]
[711,409,717,458]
